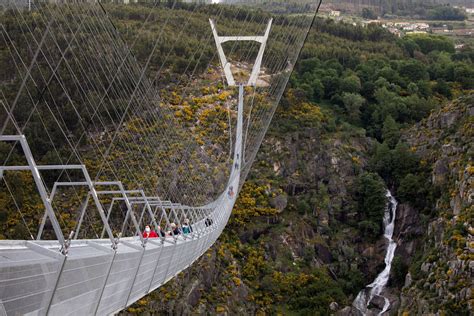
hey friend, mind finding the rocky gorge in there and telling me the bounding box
[121,92,472,315]
[396,95,473,314]
[3,3,470,314]
[110,6,474,310]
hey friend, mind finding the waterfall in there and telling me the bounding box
[353,190,398,315]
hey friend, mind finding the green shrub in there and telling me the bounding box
[352,172,387,239]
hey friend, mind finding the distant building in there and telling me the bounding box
[406,31,428,35]
[395,22,410,28]
[432,27,451,34]
[388,27,401,37]
[416,23,430,30]
[408,23,429,31]
[452,29,473,36]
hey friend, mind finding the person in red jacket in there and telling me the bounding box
[142,225,158,238]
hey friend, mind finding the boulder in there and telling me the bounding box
[270,194,287,211]
[393,203,425,267]
[232,283,248,301]
[438,110,460,129]
[335,306,353,316]
[450,195,462,215]
[421,262,431,273]
[330,301,339,311]
[186,281,201,307]
[394,203,423,240]
[368,294,386,311]
[362,246,375,257]
[403,272,412,289]
[432,158,449,185]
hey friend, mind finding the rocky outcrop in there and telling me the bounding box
[394,203,423,240]
[393,203,424,266]
[122,95,473,316]
[121,101,377,315]
[398,95,474,315]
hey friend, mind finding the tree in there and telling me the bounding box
[353,172,387,239]
[379,66,402,85]
[434,79,451,98]
[427,6,467,21]
[392,143,420,180]
[453,63,474,89]
[287,270,345,314]
[407,82,419,95]
[340,75,362,94]
[400,38,420,57]
[299,83,314,100]
[362,8,377,19]
[403,34,455,55]
[297,199,311,215]
[374,77,390,89]
[342,92,365,124]
[298,57,321,74]
[369,141,422,188]
[399,60,429,82]
[322,75,340,98]
[397,173,432,213]
[428,52,454,81]
[391,256,408,287]
[311,79,325,101]
[402,94,434,123]
[382,115,399,149]
[415,80,432,98]
[373,87,402,121]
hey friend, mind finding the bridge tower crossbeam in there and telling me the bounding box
[209,18,273,87]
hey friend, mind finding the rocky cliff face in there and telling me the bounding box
[122,95,473,315]
[121,100,389,315]
[397,95,473,314]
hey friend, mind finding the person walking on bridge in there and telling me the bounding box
[143,225,158,238]
[168,222,181,236]
[182,218,193,235]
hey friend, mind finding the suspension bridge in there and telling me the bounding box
[0,0,320,314]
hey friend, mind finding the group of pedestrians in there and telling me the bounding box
[142,182,234,239]
[142,218,194,239]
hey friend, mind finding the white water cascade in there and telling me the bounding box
[353,190,398,315]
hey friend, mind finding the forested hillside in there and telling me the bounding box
[96,4,473,315]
